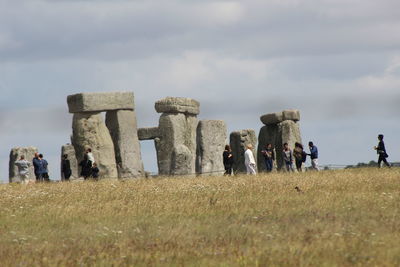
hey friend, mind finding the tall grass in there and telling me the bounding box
[0,168,399,266]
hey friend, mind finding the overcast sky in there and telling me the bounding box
[1,0,399,182]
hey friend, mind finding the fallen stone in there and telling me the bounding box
[138,127,160,141]
[106,110,144,178]
[260,112,284,125]
[282,109,300,122]
[196,120,227,176]
[230,130,257,173]
[67,92,135,113]
[71,112,118,179]
[9,147,38,183]
[61,144,79,180]
[155,97,200,115]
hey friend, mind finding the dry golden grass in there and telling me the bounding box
[0,168,399,266]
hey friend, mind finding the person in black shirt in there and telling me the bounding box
[91,162,100,180]
[261,143,275,172]
[223,145,234,175]
[374,134,390,168]
[79,154,92,180]
[61,154,72,181]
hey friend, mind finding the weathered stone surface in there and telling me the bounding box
[260,112,284,125]
[282,109,300,122]
[106,110,144,178]
[155,97,200,115]
[275,120,302,170]
[196,120,227,176]
[230,130,257,173]
[61,144,79,180]
[71,112,118,179]
[138,127,160,141]
[155,113,198,176]
[9,147,38,183]
[67,92,135,113]
[257,124,279,172]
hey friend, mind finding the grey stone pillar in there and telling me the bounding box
[106,110,144,178]
[196,120,227,176]
[9,147,38,183]
[230,130,257,174]
[258,110,302,171]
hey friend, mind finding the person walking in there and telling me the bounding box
[61,154,72,181]
[244,144,257,175]
[39,154,50,182]
[14,155,31,184]
[293,142,306,172]
[32,152,43,182]
[374,134,390,168]
[283,143,294,172]
[261,143,275,172]
[308,141,319,171]
[223,145,234,176]
[79,154,93,180]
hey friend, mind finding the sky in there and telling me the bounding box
[1,0,400,182]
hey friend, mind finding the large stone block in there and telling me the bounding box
[61,144,79,180]
[155,97,200,115]
[155,113,198,176]
[106,110,144,178]
[71,112,118,179]
[275,120,302,170]
[257,125,279,172]
[196,120,227,176]
[9,147,38,183]
[260,112,283,125]
[230,130,257,173]
[138,127,160,141]
[282,109,300,122]
[67,92,135,113]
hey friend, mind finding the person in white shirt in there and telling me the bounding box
[14,155,31,184]
[244,144,257,175]
[86,148,95,163]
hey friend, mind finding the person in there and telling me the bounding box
[223,145,234,175]
[39,154,50,182]
[244,144,257,175]
[14,155,31,184]
[86,148,95,163]
[32,152,43,182]
[261,143,275,172]
[308,141,319,171]
[374,134,390,168]
[79,154,92,180]
[293,142,305,172]
[282,143,294,172]
[91,162,100,180]
[61,154,72,181]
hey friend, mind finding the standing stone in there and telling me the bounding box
[9,147,38,183]
[258,110,302,171]
[155,112,198,176]
[71,112,118,179]
[106,110,144,178]
[230,130,257,174]
[61,144,79,181]
[196,120,227,176]
[257,124,279,172]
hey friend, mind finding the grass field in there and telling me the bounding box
[0,168,399,266]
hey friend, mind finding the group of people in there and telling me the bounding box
[14,152,50,183]
[61,148,100,180]
[223,141,320,175]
